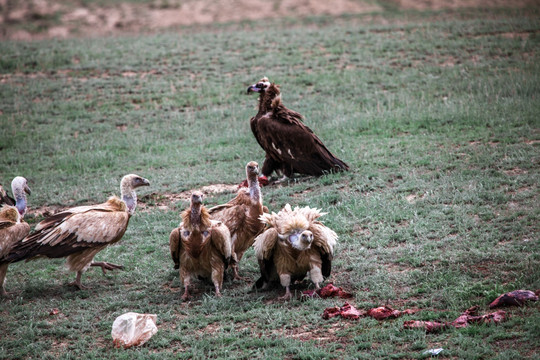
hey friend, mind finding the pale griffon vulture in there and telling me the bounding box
[1,174,149,290]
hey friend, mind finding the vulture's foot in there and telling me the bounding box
[233,274,251,282]
[91,261,124,275]
[181,292,191,301]
[232,267,251,282]
[278,288,293,301]
[1,288,11,298]
[274,175,291,184]
[69,271,87,290]
[68,280,88,290]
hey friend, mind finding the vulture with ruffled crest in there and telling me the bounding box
[253,204,337,300]
[247,77,349,181]
[169,191,232,300]
[1,174,149,290]
[0,177,31,296]
[208,161,267,281]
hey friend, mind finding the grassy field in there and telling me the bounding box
[1,2,539,359]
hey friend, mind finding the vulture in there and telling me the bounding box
[0,177,31,296]
[1,174,150,290]
[247,77,349,181]
[208,161,267,281]
[169,191,232,300]
[253,204,337,300]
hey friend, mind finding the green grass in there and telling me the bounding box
[1,3,540,359]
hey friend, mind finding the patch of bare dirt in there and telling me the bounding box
[391,0,537,11]
[0,0,382,40]
[2,0,535,41]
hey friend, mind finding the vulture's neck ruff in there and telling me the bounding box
[11,176,30,217]
[258,84,282,114]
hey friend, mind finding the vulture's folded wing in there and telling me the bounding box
[309,222,337,278]
[254,110,348,175]
[169,227,181,269]
[0,222,30,259]
[253,227,279,289]
[5,207,129,263]
[210,220,232,262]
[253,228,279,261]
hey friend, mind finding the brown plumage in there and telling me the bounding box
[169,191,232,300]
[0,183,15,206]
[208,161,267,281]
[253,204,337,300]
[1,174,149,290]
[0,177,31,296]
[247,77,349,180]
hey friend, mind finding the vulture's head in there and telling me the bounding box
[279,229,314,251]
[247,77,271,94]
[121,174,151,191]
[246,161,260,179]
[11,176,31,216]
[120,174,150,214]
[190,191,204,206]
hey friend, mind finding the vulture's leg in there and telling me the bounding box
[231,252,250,282]
[261,156,278,178]
[212,271,223,297]
[181,271,191,301]
[278,273,293,300]
[279,286,292,300]
[68,271,87,290]
[309,266,323,289]
[0,263,9,297]
[91,261,124,275]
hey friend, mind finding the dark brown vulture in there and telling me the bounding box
[169,191,232,300]
[0,177,31,296]
[208,161,267,281]
[1,174,149,290]
[247,77,349,181]
[253,204,337,300]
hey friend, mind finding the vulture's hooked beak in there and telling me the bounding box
[24,184,32,195]
[141,178,151,187]
[247,84,260,94]
[191,192,204,205]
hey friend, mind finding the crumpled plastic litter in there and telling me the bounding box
[423,348,444,356]
[111,312,158,349]
[488,290,539,308]
[322,303,417,321]
[403,306,506,333]
[303,283,354,299]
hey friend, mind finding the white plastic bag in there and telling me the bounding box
[111,312,158,348]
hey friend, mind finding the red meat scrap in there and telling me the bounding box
[367,306,417,320]
[303,283,354,299]
[488,290,538,308]
[322,303,416,321]
[404,306,506,332]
